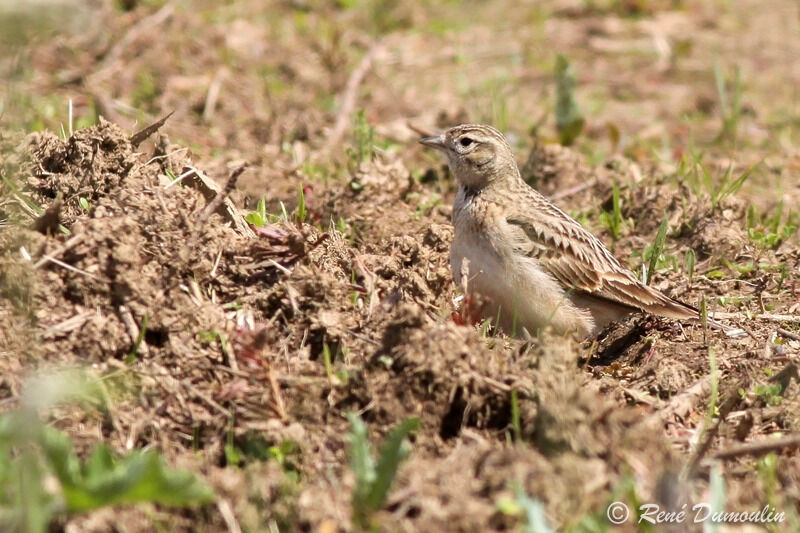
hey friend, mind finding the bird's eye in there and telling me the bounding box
[459,137,474,147]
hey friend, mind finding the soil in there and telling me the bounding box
[1,0,800,531]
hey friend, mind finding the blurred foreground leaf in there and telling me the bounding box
[348,414,419,530]
[0,371,213,533]
[41,427,213,512]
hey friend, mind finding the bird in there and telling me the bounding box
[420,123,722,338]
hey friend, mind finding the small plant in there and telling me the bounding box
[712,58,743,144]
[757,452,780,531]
[348,413,419,530]
[301,160,330,183]
[335,216,354,240]
[224,422,242,466]
[410,192,442,220]
[754,383,783,406]
[0,371,213,533]
[322,343,334,378]
[130,70,160,112]
[746,202,798,250]
[124,314,148,364]
[347,109,375,167]
[268,440,301,483]
[295,184,307,223]
[554,54,585,146]
[598,181,628,242]
[685,249,696,284]
[680,151,758,211]
[78,197,90,211]
[245,196,268,227]
[643,217,670,285]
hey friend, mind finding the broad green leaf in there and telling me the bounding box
[245,212,265,227]
[39,427,213,512]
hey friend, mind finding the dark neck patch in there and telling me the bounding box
[461,185,480,201]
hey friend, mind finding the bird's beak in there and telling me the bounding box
[419,134,446,150]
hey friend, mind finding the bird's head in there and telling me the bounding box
[419,124,517,191]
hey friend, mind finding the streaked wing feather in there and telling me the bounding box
[506,201,695,318]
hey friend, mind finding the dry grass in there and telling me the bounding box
[1,0,800,531]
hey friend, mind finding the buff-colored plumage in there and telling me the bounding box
[421,124,703,337]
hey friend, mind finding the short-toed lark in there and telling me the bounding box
[421,123,706,337]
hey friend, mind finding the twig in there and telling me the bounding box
[129,111,175,147]
[39,256,100,280]
[181,164,248,260]
[267,366,287,420]
[178,165,254,237]
[646,376,710,427]
[710,312,800,323]
[730,321,758,341]
[268,259,292,276]
[218,332,240,373]
[620,386,661,407]
[195,164,246,229]
[320,40,383,158]
[683,377,749,476]
[777,328,800,342]
[192,388,232,418]
[33,234,84,269]
[118,305,149,358]
[551,178,599,200]
[406,120,436,138]
[90,3,175,82]
[164,167,196,189]
[217,499,243,533]
[344,328,380,346]
[143,146,189,167]
[763,330,777,358]
[210,249,223,278]
[714,434,800,460]
[43,310,94,338]
[203,69,226,122]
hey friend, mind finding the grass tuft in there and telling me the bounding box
[0,371,212,533]
[598,181,627,243]
[554,54,585,146]
[348,414,419,530]
[644,217,669,285]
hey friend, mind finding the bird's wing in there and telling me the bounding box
[505,198,696,318]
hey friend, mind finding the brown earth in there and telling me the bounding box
[2,0,800,532]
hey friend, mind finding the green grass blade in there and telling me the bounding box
[646,217,669,286]
[510,389,521,443]
[365,417,419,513]
[719,160,759,203]
[296,184,307,223]
[347,413,376,515]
